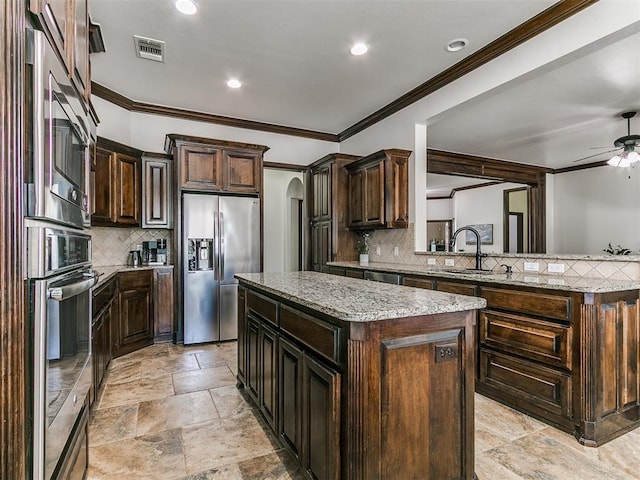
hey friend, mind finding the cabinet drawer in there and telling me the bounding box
[480,286,571,321]
[402,276,434,290]
[436,281,476,297]
[280,306,341,365]
[118,269,153,289]
[479,349,572,419]
[248,290,278,327]
[480,310,571,369]
[93,277,116,314]
[345,268,364,279]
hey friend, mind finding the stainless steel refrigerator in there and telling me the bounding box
[182,193,260,344]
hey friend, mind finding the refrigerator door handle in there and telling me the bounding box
[220,211,225,279]
[213,211,219,281]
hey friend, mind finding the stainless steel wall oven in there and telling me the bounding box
[27,223,96,480]
[26,25,95,480]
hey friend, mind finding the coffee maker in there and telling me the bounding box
[142,239,168,265]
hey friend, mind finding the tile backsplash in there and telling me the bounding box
[363,223,640,281]
[91,226,172,266]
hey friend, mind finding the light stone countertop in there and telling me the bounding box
[235,271,486,323]
[327,261,640,293]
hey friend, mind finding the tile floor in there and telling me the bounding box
[88,343,640,480]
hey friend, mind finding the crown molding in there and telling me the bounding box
[91,82,339,143]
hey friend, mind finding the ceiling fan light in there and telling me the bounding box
[627,150,640,164]
[175,0,197,15]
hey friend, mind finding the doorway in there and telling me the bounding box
[285,177,304,271]
[503,187,529,253]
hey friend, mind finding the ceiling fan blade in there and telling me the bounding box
[588,146,615,150]
[572,148,621,163]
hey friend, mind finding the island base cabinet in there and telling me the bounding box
[278,337,303,459]
[302,355,340,480]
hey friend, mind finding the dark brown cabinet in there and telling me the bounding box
[302,355,340,480]
[346,149,411,230]
[308,153,360,272]
[91,276,116,405]
[153,267,174,342]
[29,0,91,102]
[91,137,142,227]
[142,154,173,229]
[238,279,476,479]
[237,287,248,385]
[55,394,89,480]
[260,323,278,430]
[278,336,303,459]
[113,270,153,358]
[165,134,268,194]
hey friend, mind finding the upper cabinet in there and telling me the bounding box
[30,0,91,102]
[91,137,143,227]
[346,149,411,230]
[142,154,173,229]
[164,134,269,194]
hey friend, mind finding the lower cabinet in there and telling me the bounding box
[260,322,278,430]
[277,336,340,480]
[113,270,154,358]
[153,267,174,342]
[91,276,117,405]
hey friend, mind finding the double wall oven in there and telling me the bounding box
[26,29,95,479]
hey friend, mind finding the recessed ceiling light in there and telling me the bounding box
[227,79,242,89]
[350,42,368,56]
[175,0,197,15]
[446,38,468,52]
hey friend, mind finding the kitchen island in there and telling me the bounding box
[235,271,486,480]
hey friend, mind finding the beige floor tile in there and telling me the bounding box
[484,429,637,480]
[104,360,142,386]
[140,352,201,379]
[89,405,138,447]
[99,375,174,410]
[238,450,305,480]
[178,463,244,480]
[474,394,547,444]
[475,453,525,480]
[88,428,186,480]
[209,386,252,418]
[195,349,231,369]
[137,390,220,436]
[181,410,276,475]
[173,366,236,395]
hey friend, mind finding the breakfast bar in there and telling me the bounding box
[235,271,486,480]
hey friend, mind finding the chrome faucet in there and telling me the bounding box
[450,226,488,271]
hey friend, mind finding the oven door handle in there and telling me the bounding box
[47,275,97,300]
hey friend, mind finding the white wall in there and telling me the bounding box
[552,166,640,254]
[453,182,522,253]
[426,198,453,220]
[263,169,305,272]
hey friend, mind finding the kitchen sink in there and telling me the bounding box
[440,268,493,275]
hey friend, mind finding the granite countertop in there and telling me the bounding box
[93,264,174,288]
[327,261,640,293]
[235,271,486,323]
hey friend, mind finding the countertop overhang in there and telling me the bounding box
[235,271,486,322]
[327,261,640,293]
[93,264,174,288]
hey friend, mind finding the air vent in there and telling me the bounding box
[133,35,165,62]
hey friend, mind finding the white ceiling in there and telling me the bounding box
[88,0,556,133]
[89,1,640,172]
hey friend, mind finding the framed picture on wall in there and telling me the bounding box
[465,224,493,245]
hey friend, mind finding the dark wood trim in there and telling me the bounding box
[553,159,608,174]
[427,149,552,184]
[263,161,307,172]
[92,82,339,143]
[97,136,144,158]
[338,0,599,141]
[1,0,28,478]
[427,181,502,199]
[141,151,173,160]
[164,133,270,155]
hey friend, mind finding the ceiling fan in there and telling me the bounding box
[573,111,640,166]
